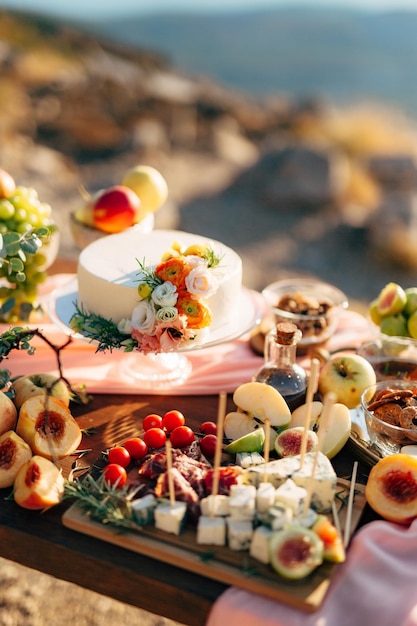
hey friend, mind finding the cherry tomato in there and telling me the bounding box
[143,413,163,431]
[162,409,185,433]
[169,425,195,448]
[200,421,217,436]
[102,463,127,489]
[107,446,131,468]
[143,427,167,449]
[200,434,217,459]
[123,437,148,460]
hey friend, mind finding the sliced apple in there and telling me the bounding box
[0,391,18,436]
[13,455,65,510]
[224,428,265,455]
[224,382,291,449]
[0,430,32,488]
[290,400,351,458]
[16,395,82,460]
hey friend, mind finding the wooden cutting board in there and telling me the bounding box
[62,478,366,613]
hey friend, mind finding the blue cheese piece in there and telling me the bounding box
[250,525,273,564]
[227,518,254,551]
[241,452,337,513]
[154,500,187,535]
[131,494,157,526]
[258,503,293,530]
[236,451,265,469]
[200,494,230,517]
[229,484,256,520]
[296,508,319,528]
[275,478,307,515]
[256,482,276,513]
[197,515,226,546]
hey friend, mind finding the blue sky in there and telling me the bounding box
[2,0,417,19]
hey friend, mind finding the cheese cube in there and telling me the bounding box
[241,452,337,513]
[275,478,307,515]
[250,525,273,564]
[131,494,157,526]
[227,518,253,551]
[236,451,265,469]
[256,482,276,513]
[259,503,293,531]
[296,508,319,528]
[229,484,256,520]
[154,501,187,535]
[197,516,226,546]
[200,494,230,517]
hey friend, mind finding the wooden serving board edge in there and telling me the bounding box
[62,480,366,613]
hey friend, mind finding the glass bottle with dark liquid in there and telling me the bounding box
[253,321,307,411]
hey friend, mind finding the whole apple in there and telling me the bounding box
[13,373,70,410]
[318,353,376,409]
[92,185,141,233]
[0,169,16,199]
[121,165,168,217]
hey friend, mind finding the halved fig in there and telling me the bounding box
[269,525,323,580]
[274,426,318,458]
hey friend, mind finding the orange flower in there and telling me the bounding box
[176,294,212,329]
[155,257,190,289]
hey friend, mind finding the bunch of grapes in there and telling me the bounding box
[0,185,57,323]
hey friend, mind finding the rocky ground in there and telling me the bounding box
[2,9,417,626]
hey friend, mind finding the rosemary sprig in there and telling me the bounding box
[69,304,138,353]
[136,258,163,290]
[64,474,141,531]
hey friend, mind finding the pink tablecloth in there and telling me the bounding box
[206,518,417,626]
[2,274,373,396]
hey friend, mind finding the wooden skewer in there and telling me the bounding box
[165,439,175,506]
[344,461,358,548]
[211,391,227,504]
[302,391,336,515]
[300,358,320,469]
[263,418,271,483]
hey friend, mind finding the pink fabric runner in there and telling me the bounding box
[2,274,373,395]
[206,518,417,626]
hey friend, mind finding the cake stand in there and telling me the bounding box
[48,277,264,390]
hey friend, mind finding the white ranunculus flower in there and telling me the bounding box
[156,306,178,322]
[130,300,156,335]
[185,265,218,298]
[117,318,133,334]
[151,281,178,307]
[186,255,206,268]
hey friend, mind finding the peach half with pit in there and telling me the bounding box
[0,391,18,436]
[0,430,32,488]
[16,395,82,460]
[365,453,417,524]
[13,455,65,510]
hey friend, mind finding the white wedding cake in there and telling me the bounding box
[76,229,243,352]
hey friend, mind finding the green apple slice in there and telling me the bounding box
[224,427,265,455]
[224,382,291,450]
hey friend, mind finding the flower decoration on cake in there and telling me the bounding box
[70,242,223,354]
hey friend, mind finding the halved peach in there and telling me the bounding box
[13,455,65,510]
[0,430,32,488]
[365,453,417,524]
[0,391,18,436]
[16,395,82,460]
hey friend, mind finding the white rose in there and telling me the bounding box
[156,306,178,322]
[185,265,218,298]
[130,300,156,335]
[117,318,133,334]
[152,281,178,307]
[186,255,206,268]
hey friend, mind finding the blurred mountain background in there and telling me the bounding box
[1,3,417,305]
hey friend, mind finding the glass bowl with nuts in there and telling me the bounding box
[261,278,348,351]
[361,380,417,456]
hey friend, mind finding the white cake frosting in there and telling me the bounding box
[77,229,242,345]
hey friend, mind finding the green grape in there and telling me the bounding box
[0,200,15,221]
[13,207,27,223]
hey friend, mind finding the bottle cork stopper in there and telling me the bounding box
[275,321,300,345]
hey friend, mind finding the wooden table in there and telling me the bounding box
[0,390,376,626]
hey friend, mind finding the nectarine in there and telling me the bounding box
[0,430,32,488]
[13,455,65,510]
